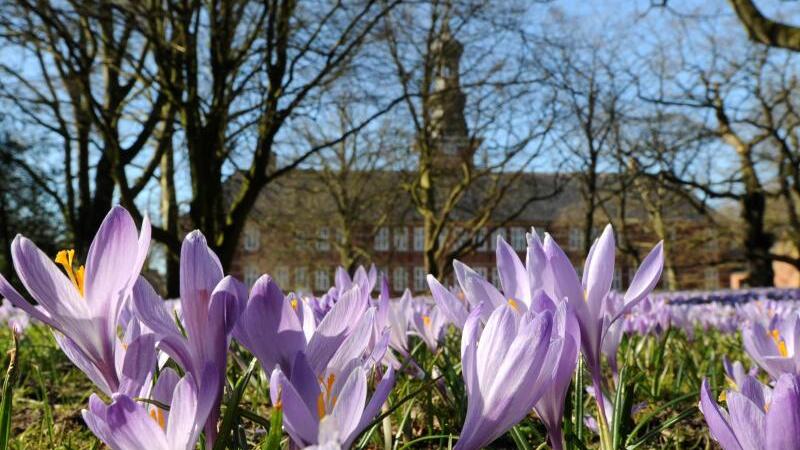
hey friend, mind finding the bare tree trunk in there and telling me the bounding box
[160,146,180,298]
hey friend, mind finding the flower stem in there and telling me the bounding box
[592,373,613,450]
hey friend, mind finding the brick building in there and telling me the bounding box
[227,22,739,295]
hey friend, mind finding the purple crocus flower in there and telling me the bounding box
[410,301,447,352]
[269,308,394,448]
[541,225,663,415]
[0,206,152,395]
[83,370,217,450]
[700,373,800,450]
[234,274,370,377]
[455,303,554,450]
[427,275,469,329]
[132,230,245,445]
[742,312,800,379]
[532,294,581,450]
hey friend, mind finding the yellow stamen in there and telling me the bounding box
[423,315,431,326]
[149,408,166,430]
[55,249,85,297]
[765,401,771,413]
[771,329,789,358]
[507,298,519,312]
[718,390,727,403]
[290,298,298,310]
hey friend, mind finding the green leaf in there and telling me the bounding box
[0,332,18,450]
[510,425,532,450]
[213,357,259,450]
[261,407,283,450]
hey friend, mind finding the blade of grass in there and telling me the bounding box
[0,332,19,450]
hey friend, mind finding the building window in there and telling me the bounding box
[569,228,584,251]
[475,267,488,280]
[490,228,506,251]
[275,266,289,287]
[413,266,426,292]
[295,267,308,290]
[317,227,330,251]
[394,227,408,251]
[393,267,408,291]
[612,268,622,291]
[534,227,546,241]
[243,227,260,252]
[244,265,259,287]
[704,267,719,290]
[315,268,330,291]
[374,227,389,251]
[413,227,424,251]
[477,227,489,252]
[510,227,526,251]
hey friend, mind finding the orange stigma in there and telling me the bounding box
[507,298,519,311]
[149,408,166,430]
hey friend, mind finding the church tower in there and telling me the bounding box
[428,18,476,170]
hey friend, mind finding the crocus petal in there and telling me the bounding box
[271,368,318,446]
[427,275,469,328]
[496,236,530,305]
[353,366,395,446]
[461,305,483,396]
[234,275,305,374]
[330,367,367,442]
[727,391,766,450]
[307,286,368,374]
[118,333,156,397]
[11,235,86,320]
[95,394,170,450]
[54,333,114,396]
[84,206,139,307]
[179,231,223,346]
[765,374,800,450]
[166,375,201,450]
[699,379,742,450]
[475,305,518,391]
[584,225,615,319]
[0,272,52,325]
[623,241,664,306]
[82,396,116,449]
[132,277,181,339]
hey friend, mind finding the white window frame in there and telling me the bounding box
[317,227,330,251]
[374,227,390,251]
[243,227,260,252]
[244,265,259,287]
[510,227,526,251]
[569,228,583,251]
[393,267,408,292]
[490,228,506,251]
[413,227,424,252]
[315,268,330,292]
[275,266,289,288]
[295,267,308,290]
[477,227,489,252]
[413,266,426,292]
[394,227,408,251]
